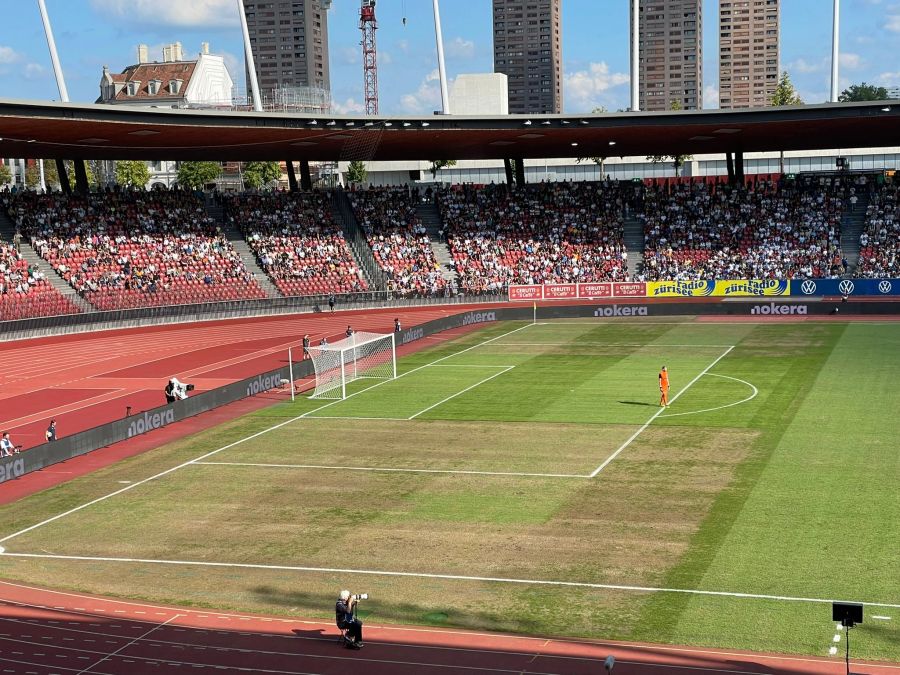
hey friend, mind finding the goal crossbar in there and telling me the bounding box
[307,331,397,400]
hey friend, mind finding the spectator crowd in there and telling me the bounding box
[437,181,630,293]
[857,184,899,278]
[349,187,446,296]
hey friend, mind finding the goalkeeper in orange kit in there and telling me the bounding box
[659,365,669,407]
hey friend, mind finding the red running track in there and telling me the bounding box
[0,305,492,450]
[0,581,896,675]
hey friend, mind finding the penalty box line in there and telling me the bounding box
[4,551,900,611]
[0,322,536,547]
[588,345,735,478]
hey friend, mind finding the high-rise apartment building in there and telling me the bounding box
[492,0,563,114]
[718,0,780,109]
[242,0,331,102]
[637,0,703,111]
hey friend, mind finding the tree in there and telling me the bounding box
[177,161,222,189]
[243,161,281,189]
[771,72,803,106]
[428,159,457,178]
[24,163,41,189]
[0,163,11,186]
[346,160,368,184]
[839,82,890,102]
[116,160,150,189]
[646,100,693,176]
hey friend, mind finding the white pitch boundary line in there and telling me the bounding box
[409,366,515,420]
[658,374,758,418]
[4,551,900,610]
[588,345,735,478]
[194,461,585,479]
[0,322,535,546]
[490,343,737,348]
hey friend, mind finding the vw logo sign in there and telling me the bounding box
[800,280,817,295]
[838,280,855,295]
[878,280,893,294]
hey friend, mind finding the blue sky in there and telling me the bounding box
[1,0,898,113]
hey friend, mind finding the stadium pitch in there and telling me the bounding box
[0,318,897,660]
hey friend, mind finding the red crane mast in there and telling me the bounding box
[360,0,378,115]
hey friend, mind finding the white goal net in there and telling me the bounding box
[307,331,397,400]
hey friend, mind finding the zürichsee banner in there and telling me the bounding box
[508,282,646,301]
[646,280,791,297]
[791,278,900,297]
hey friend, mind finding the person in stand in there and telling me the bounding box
[45,419,57,442]
[302,334,311,359]
[659,365,670,408]
[346,325,354,339]
[394,318,402,333]
[328,294,336,312]
[335,590,364,648]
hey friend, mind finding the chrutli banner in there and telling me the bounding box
[646,280,791,297]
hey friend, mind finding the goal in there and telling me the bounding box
[307,331,397,400]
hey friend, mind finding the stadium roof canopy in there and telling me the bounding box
[0,98,898,162]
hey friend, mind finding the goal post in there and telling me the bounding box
[307,331,397,400]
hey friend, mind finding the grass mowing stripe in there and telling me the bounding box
[0,322,535,546]
[193,461,587,479]
[409,366,515,419]
[4,551,900,609]
[588,345,734,477]
[629,323,849,642]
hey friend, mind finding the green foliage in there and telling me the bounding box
[243,161,282,189]
[346,160,368,184]
[24,164,41,189]
[116,160,150,189]
[176,161,222,189]
[0,163,11,185]
[428,159,457,178]
[771,72,803,106]
[838,82,890,102]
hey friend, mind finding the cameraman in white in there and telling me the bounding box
[165,377,190,404]
[335,589,365,648]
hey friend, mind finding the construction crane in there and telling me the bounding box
[360,0,378,115]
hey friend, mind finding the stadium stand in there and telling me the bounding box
[857,183,899,278]
[436,182,629,293]
[223,192,368,297]
[639,176,847,281]
[5,190,266,310]
[0,238,80,320]
[348,187,446,297]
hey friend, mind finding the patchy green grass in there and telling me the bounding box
[0,319,897,661]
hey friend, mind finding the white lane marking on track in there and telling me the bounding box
[0,323,534,545]
[4,551,900,610]
[589,346,734,477]
[657,373,758,418]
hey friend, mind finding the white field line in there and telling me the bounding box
[194,461,585,479]
[4,551,900,611]
[424,363,516,367]
[588,346,735,478]
[658,374,758,418]
[74,613,181,675]
[0,323,535,546]
[490,343,736,348]
[409,366,515,420]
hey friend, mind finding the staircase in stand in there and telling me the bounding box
[839,193,869,276]
[204,201,281,299]
[623,212,645,280]
[0,209,94,312]
[416,201,458,284]
[328,190,386,291]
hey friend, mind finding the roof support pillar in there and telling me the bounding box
[55,159,71,195]
[514,159,525,187]
[725,152,735,184]
[285,160,298,192]
[503,158,514,189]
[735,150,745,184]
[299,160,312,191]
[73,159,89,194]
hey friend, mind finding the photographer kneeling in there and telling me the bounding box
[335,589,365,649]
